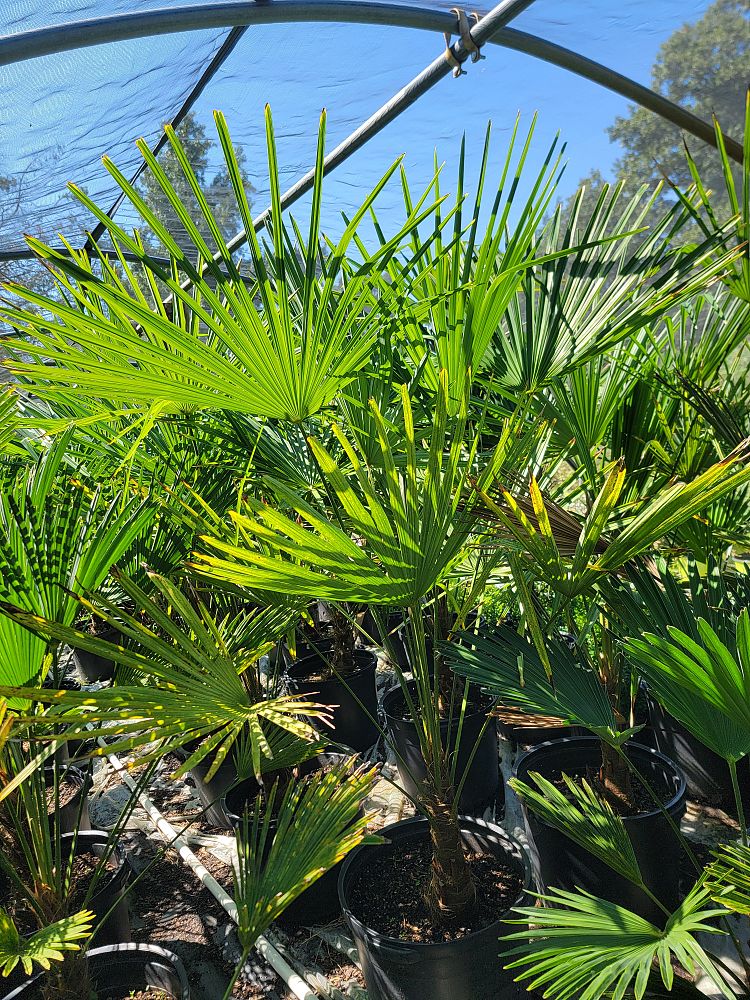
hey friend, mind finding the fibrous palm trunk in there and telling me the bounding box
[423,793,477,923]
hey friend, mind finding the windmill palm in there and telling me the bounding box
[0,109,445,426]
[181,368,554,923]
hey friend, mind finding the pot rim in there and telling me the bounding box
[5,943,190,1000]
[338,814,531,954]
[60,829,128,896]
[87,941,190,998]
[381,681,495,725]
[513,735,687,821]
[288,646,377,682]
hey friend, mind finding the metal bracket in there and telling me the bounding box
[444,8,485,78]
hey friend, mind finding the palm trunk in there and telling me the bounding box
[597,621,636,812]
[42,953,90,1000]
[599,740,635,813]
[423,795,477,923]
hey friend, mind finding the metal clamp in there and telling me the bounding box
[443,8,485,78]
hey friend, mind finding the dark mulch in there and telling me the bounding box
[347,837,523,943]
[46,775,81,813]
[550,766,673,817]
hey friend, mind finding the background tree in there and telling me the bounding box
[564,0,748,230]
[136,111,255,257]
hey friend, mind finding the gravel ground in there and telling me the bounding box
[58,647,750,999]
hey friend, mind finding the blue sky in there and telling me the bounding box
[0,1,713,250]
[183,1,710,239]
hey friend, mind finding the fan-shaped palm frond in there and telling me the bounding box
[0,571,319,780]
[626,611,750,759]
[502,885,732,1000]
[605,560,750,770]
[0,438,155,688]
[232,760,379,955]
[706,843,750,917]
[392,116,566,404]
[0,908,93,978]
[676,90,750,304]
[1,109,443,425]
[191,372,524,606]
[477,441,750,600]
[445,626,622,744]
[489,178,741,393]
[509,772,644,887]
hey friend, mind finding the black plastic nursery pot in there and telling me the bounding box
[72,626,121,684]
[646,692,750,809]
[339,815,530,1000]
[382,683,502,814]
[514,736,687,924]
[61,830,132,946]
[45,762,91,834]
[360,610,409,669]
[4,942,189,999]
[288,648,379,752]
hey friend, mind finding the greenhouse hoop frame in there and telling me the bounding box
[0,0,743,267]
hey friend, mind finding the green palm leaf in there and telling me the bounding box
[0,439,155,688]
[0,387,24,457]
[444,627,622,745]
[192,372,519,606]
[626,611,750,756]
[232,760,380,952]
[509,772,644,886]
[607,561,750,766]
[0,908,93,978]
[706,843,750,916]
[477,441,750,600]
[0,571,320,780]
[1,109,443,424]
[492,178,741,393]
[676,90,750,304]
[502,885,732,1000]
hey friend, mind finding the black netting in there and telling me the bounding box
[0,1,746,258]
[0,2,231,252]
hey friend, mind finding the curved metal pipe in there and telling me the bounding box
[0,1,741,163]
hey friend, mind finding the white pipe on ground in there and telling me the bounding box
[99,742,320,1000]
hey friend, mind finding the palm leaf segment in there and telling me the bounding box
[706,843,750,916]
[0,437,154,688]
[502,885,732,1000]
[0,907,94,978]
[234,760,379,950]
[0,388,24,457]
[0,571,321,781]
[193,372,513,606]
[679,90,750,304]
[446,447,750,740]
[626,610,750,760]
[1,108,442,424]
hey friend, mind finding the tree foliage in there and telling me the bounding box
[136,110,255,256]
[564,0,748,231]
